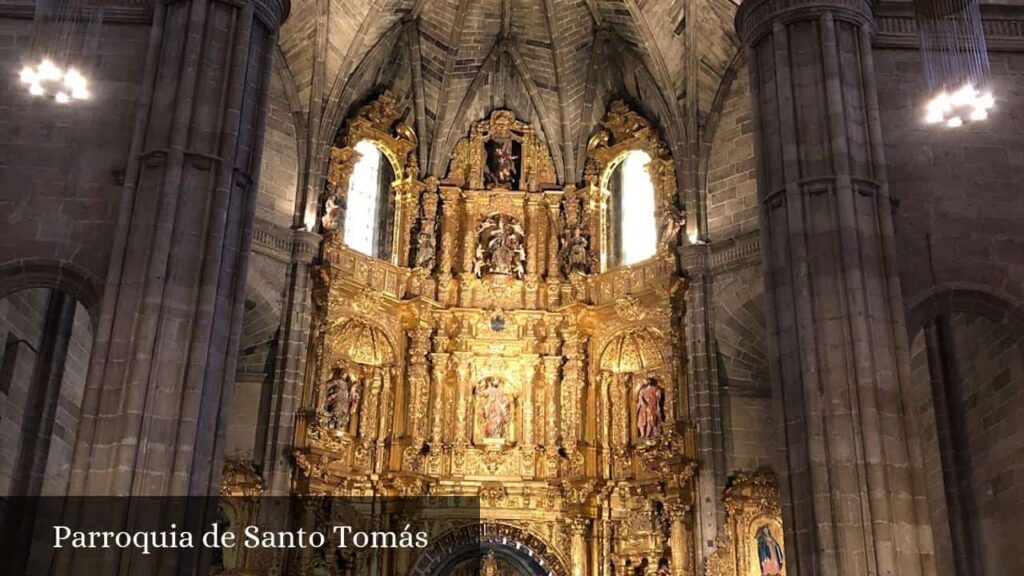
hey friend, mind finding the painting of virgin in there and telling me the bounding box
[756,525,784,575]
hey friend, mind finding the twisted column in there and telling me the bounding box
[737,0,931,574]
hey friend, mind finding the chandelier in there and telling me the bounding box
[915,0,994,126]
[18,0,101,103]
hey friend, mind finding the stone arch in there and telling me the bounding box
[906,283,1024,344]
[410,522,570,576]
[0,258,102,325]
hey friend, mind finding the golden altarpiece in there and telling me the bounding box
[215,92,783,576]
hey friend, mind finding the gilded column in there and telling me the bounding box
[406,322,432,443]
[525,192,543,276]
[560,328,584,450]
[667,503,692,576]
[520,355,538,446]
[459,194,477,307]
[544,193,563,312]
[736,0,932,573]
[438,186,461,304]
[429,352,449,444]
[453,352,473,445]
[569,518,590,576]
[542,355,562,448]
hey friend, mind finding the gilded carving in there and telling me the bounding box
[293,103,696,576]
[446,109,556,192]
[706,468,785,576]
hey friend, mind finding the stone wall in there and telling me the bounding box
[0,19,150,288]
[0,288,91,496]
[875,48,1024,307]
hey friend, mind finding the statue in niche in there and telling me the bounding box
[655,558,671,576]
[323,366,362,431]
[559,226,592,276]
[473,214,526,278]
[414,220,437,270]
[484,137,519,189]
[475,377,511,439]
[636,376,664,440]
[756,525,784,575]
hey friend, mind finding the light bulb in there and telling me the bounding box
[71,87,90,100]
[54,91,70,104]
[970,108,988,121]
[980,91,995,109]
[19,66,36,84]
[39,59,61,81]
[29,83,44,96]
[946,116,963,128]
[925,110,944,124]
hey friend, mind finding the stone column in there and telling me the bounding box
[65,0,287,496]
[736,1,931,574]
[54,0,288,570]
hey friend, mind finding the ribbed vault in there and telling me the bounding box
[275,0,742,186]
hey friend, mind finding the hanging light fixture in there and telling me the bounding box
[914,0,994,126]
[18,0,101,103]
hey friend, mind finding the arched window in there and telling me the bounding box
[604,150,657,269]
[344,140,396,259]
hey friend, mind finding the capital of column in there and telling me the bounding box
[735,0,873,46]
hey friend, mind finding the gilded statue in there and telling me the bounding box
[323,366,362,431]
[559,226,592,276]
[414,221,437,270]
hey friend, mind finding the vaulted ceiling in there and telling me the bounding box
[276,0,741,184]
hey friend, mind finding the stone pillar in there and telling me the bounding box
[65,0,288,499]
[736,1,932,574]
[680,245,726,567]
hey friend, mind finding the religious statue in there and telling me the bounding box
[655,558,671,576]
[475,377,511,439]
[414,221,437,270]
[756,525,784,575]
[658,198,686,252]
[479,551,499,576]
[323,366,362,431]
[636,377,664,440]
[559,226,593,276]
[484,138,518,188]
[473,214,526,278]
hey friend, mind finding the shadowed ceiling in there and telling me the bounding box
[276,0,742,185]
